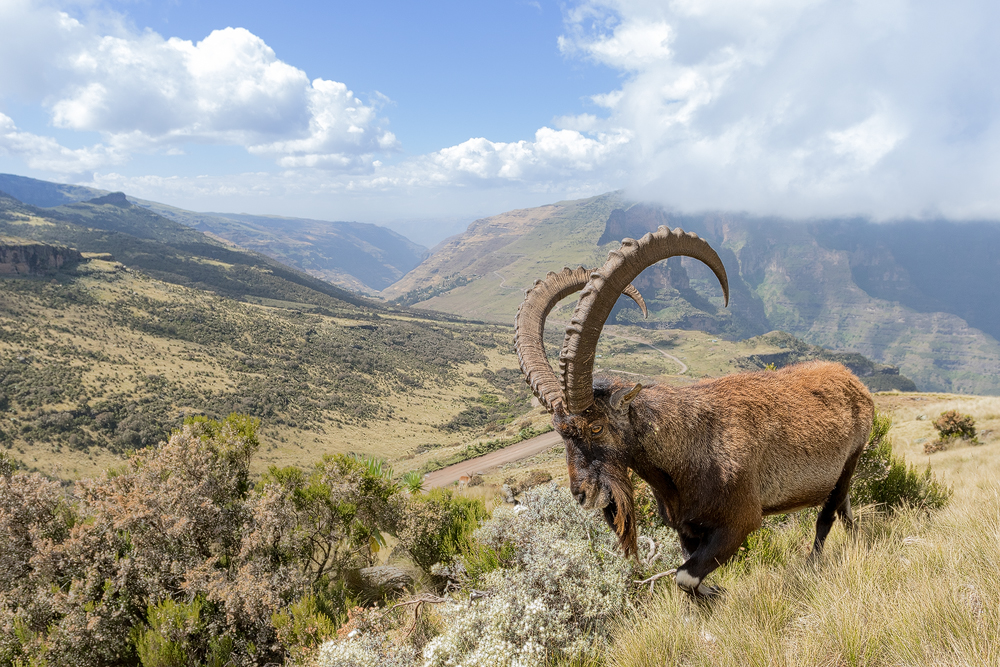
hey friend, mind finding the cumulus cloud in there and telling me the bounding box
[420,127,631,184]
[558,0,1000,219]
[0,3,395,172]
[6,0,1000,224]
[0,113,124,173]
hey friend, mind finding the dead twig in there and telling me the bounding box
[383,594,450,642]
[634,568,677,594]
[638,535,659,566]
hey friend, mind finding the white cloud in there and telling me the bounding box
[0,4,394,171]
[558,0,1000,219]
[0,113,124,173]
[5,0,1000,226]
[382,127,632,188]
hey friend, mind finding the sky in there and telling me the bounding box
[1,0,998,246]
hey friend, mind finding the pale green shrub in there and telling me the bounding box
[422,483,646,667]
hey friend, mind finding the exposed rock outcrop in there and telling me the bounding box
[0,239,83,275]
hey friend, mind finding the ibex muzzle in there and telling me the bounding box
[515,227,874,598]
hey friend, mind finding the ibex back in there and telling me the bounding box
[514,227,874,598]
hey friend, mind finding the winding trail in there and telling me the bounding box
[601,331,688,375]
[424,431,562,488]
[493,270,522,290]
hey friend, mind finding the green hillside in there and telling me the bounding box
[0,256,529,480]
[142,206,426,293]
[0,173,427,293]
[0,190,371,309]
[383,196,1000,395]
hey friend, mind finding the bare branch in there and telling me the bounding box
[634,568,677,594]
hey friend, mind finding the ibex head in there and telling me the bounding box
[514,227,729,556]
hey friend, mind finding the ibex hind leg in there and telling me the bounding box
[811,447,864,558]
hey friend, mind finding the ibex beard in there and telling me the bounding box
[515,226,874,599]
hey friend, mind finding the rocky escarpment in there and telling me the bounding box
[0,239,83,275]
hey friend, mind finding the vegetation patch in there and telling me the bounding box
[925,409,980,454]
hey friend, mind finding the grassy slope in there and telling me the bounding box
[0,263,531,480]
[0,192,375,310]
[606,392,1000,667]
[2,252,904,483]
[382,193,620,316]
[384,197,1000,395]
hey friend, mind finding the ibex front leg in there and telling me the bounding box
[675,521,754,599]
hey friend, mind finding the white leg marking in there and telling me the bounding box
[675,570,701,591]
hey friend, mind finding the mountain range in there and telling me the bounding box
[384,194,1000,395]
[0,173,425,293]
[4,173,997,395]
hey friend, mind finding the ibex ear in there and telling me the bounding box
[610,383,642,412]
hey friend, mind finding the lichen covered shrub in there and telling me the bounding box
[314,481,680,667]
[422,483,650,667]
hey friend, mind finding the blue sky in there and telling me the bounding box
[1,0,999,245]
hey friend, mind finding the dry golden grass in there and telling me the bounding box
[1,270,523,479]
[602,394,1000,667]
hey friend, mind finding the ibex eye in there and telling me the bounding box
[590,424,604,435]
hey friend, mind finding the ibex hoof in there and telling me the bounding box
[676,571,725,600]
[692,583,725,600]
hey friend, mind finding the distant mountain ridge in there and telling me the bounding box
[0,173,425,293]
[0,189,372,310]
[383,194,1000,395]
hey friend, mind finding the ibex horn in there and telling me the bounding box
[515,267,647,413]
[560,227,729,414]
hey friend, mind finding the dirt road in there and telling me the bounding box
[424,430,562,488]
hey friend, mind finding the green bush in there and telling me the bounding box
[852,410,951,510]
[396,488,488,576]
[133,597,236,667]
[272,594,339,663]
[403,470,425,494]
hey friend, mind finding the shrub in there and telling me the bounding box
[260,453,404,587]
[133,597,234,667]
[314,606,419,667]
[852,410,951,510]
[932,409,977,440]
[395,488,488,577]
[402,470,425,494]
[422,484,649,667]
[926,409,979,453]
[271,594,340,663]
[0,414,309,666]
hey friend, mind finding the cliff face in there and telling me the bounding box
[0,240,82,275]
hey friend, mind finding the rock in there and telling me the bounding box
[0,239,82,275]
[344,565,413,604]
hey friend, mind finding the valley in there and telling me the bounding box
[383,194,1000,395]
[0,174,992,485]
[0,173,426,294]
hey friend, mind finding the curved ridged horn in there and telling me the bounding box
[515,267,647,413]
[560,227,729,414]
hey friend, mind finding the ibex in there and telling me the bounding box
[514,227,874,597]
